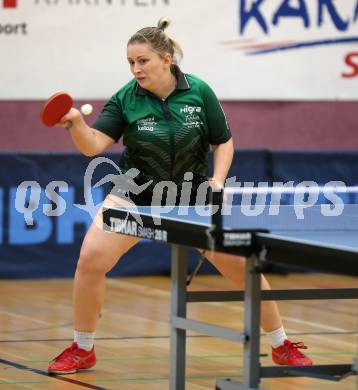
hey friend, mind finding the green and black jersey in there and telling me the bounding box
[93,66,231,203]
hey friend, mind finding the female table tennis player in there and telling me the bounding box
[48,18,312,374]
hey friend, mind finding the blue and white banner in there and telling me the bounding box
[1,0,357,100]
[1,151,358,278]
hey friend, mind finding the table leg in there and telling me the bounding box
[170,244,188,390]
[243,254,262,388]
[216,254,263,390]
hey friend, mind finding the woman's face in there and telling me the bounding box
[127,43,172,92]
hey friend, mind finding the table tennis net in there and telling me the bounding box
[211,185,358,232]
[106,185,358,232]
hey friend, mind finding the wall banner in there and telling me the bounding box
[1,0,357,100]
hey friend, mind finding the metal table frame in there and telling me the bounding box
[169,244,358,390]
[102,206,358,389]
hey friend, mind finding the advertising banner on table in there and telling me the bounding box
[1,0,357,100]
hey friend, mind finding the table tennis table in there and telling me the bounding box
[103,201,358,389]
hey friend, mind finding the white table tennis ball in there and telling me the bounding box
[81,104,93,115]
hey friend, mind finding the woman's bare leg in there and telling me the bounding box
[205,251,282,332]
[73,195,140,331]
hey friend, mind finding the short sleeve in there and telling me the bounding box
[202,83,232,145]
[92,95,125,143]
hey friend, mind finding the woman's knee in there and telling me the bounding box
[77,245,114,276]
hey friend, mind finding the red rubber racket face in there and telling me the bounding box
[40,92,73,127]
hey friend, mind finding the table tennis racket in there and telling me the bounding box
[40,92,73,127]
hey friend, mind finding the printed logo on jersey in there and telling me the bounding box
[180,105,202,114]
[180,106,204,129]
[136,116,157,132]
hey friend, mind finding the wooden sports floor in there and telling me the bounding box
[0,273,357,389]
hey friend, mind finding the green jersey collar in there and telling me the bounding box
[135,65,190,96]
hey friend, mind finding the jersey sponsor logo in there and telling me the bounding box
[181,113,203,129]
[180,105,202,114]
[180,106,203,129]
[136,116,157,132]
[183,119,202,129]
[138,126,154,131]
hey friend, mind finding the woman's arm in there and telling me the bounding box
[210,137,234,188]
[57,108,115,156]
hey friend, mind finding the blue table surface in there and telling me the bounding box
[109,205,358,251]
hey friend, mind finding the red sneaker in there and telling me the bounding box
[48,342,96,374]
[272,339,313,366]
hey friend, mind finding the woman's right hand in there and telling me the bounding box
[56,107,84,130]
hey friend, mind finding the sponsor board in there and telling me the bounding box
[0,1,357,100]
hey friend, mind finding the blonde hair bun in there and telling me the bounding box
[157,17,171,31]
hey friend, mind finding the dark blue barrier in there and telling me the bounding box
[271,151,358,205]
[0,150,357,278]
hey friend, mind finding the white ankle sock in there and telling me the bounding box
[74,330,95,351]
[266,326,287,348]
